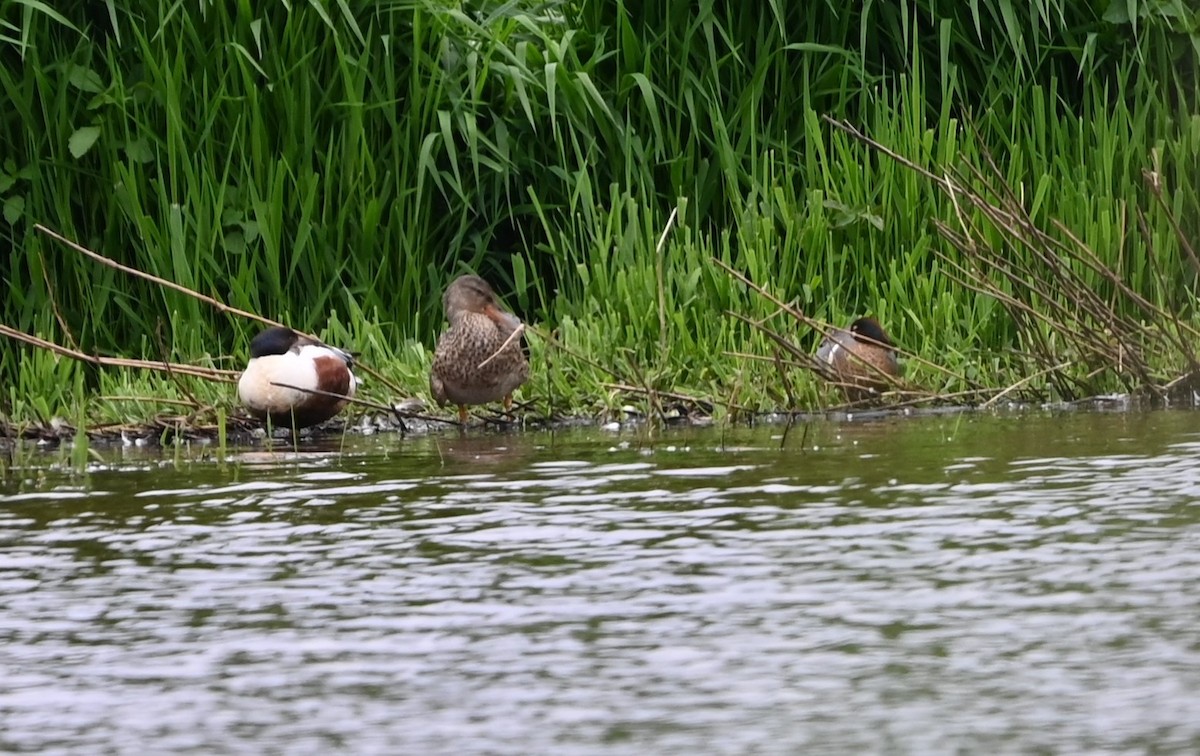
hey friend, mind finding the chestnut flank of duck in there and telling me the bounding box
[238,326,358,429]
[815,317,902,402]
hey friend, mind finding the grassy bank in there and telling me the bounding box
[1,1,1198,436]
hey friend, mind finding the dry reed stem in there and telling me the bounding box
[712,256,964,388]
[722,308,911,395]
[154,320,205,408]
[980,361,1074,410]
[723,350,810,370]
[772,348,798,408]
[600,382,721,409]
[1143,165,1200,276]
[99,395,211,409]
[37,248,78,351]
[0,324,239,381]
[35,224,277,327]
[712,262,912,389]
[829,117,1198,396]
[267,382,411,433]
[710,258,926,400]
[33,223,409,399]
[1133,208,1200,372]
[525,323,626,381]
[655,205,680,355]
[619,352,664,424]
[476,323,526,370]
[959,190,1158,387]
[823,116,951,190]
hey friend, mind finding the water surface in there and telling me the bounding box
[3,410,1200,754]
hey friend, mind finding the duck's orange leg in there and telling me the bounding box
[457,404,469,424]
[503,393,514,420]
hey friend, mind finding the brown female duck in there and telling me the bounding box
[815,317,902,401]
[430,274,529,423]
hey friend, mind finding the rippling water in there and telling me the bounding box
[3,410,1200,754]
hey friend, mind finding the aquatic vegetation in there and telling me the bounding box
[0,1,1197,434]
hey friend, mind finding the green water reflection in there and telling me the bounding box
[1,409,1199,754]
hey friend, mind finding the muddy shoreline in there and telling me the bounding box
[0,392,1153,454]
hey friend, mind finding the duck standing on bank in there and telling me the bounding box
[238,326,358,429]
[430,274,529,424]
[815,317,902,401]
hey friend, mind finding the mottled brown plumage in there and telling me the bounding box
[815,317,902,402]
[430,275,529,423]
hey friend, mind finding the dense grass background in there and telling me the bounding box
[1,0,1198,421]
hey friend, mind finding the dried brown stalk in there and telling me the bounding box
[476,324,525,370]
[824,115,1196,399]
[0,324,238,382]
[33,223,408,398]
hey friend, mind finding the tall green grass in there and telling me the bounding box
[0,0,1197,419]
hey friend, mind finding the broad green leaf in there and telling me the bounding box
[68,126,101,158]
[67,65,104,94]
[124,138,153,163]
[3,195,24,224]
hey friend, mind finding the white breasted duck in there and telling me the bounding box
[238,326,358,428]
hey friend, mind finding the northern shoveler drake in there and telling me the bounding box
[238,326,358,429]
[430,274,529,424]
[815,317,902,401]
